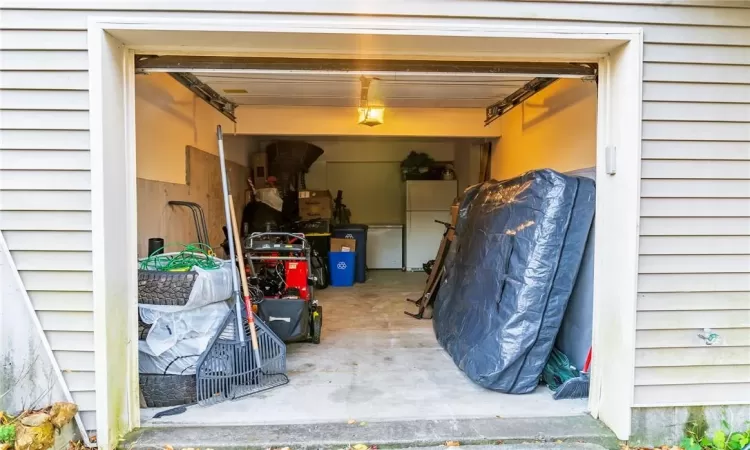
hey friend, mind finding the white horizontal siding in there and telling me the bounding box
[53,350,95,371]
[0,30,88,50]
[3,2,750,26]
[0,150,91,170]
[0,110,90,130]
[0,171,91,190]
[641,160,750,179]
[635,382,748,407]
[637,292,750,311]
[0,211,92,230]
[0,90,89,110]
[641,179,750,198]
[639,273,750,292]
[0,2,747,432]
[636,329,750,348]
[642,121,750,141]
[636,347,750,367]
[638,254,750,273]
[0,50,89,70]
[642,102,750,123]
[643,43,750,65]
[643,82,750,103]
[0,71,89,90]
[20,270,93,291]
[637,310,750,329]
[4,231,93,251]
[71,391,96,412]
[0,130,90,149]
[640,198,750,217]
[63,371,95,391]
[641,141,750,160]
[47,331,96,351]
[38,311,94,332]
[640,217,750,236]
[0,191,92,210]
[12,251,93,271]
[644,63,750,84]
[30,291,93,311]
[639,236,750,254]
[635,366,750,386]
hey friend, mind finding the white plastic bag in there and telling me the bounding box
[140,301,229,356]
[138,337,209,375]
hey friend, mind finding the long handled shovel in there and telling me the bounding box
[217,125,261,366]
[228,192,262,364]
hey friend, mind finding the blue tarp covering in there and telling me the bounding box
[433,169,595,394]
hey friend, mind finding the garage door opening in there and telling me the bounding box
[131,61,599,427]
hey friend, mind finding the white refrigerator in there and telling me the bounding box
[404,180,457,271]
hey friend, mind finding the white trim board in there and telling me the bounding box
[87,16,642,444]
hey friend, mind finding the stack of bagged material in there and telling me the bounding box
[137,259,234,407]
[433,169,595,394]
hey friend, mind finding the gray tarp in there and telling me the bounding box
[433,169,595,393]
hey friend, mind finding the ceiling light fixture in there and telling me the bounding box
[358,76,385,127]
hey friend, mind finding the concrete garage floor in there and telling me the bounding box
[142,271,587,426]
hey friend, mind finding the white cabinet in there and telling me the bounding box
[403,180,457,271]
[367,225,403,269]
[405,211,451,270]
[406,180,458,210]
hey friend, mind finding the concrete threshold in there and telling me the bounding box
[122,415,619,450]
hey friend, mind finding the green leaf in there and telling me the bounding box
[722,420,731,433]
[700,436,713,447]
[714,430,727,450]
[738,436,749,447]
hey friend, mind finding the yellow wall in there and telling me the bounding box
[135,73,236,184]
[490,79,597,180]
[235,105,498,138]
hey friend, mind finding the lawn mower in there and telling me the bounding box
[243,231,322,344]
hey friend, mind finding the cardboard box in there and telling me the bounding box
[251,152,269,188]
[298,190,333,220]
[330,238,356,253]
[298,219,331,235]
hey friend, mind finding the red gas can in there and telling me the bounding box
[284,260,309,300]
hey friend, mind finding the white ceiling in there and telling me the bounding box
[194,72,534,108]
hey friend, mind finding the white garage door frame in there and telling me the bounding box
[87,15,643,448]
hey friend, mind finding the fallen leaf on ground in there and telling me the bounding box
[347,419,357,425]
[556,440,564,444]
[352,444,369,450]
[49,403,78,429]
[359,422,367,426]
[446,441,460,447]
[164,446,174,450]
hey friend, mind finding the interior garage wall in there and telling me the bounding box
[135,147,248,257]
[490,79,598,180]
[256,137,456,224]
[135,73,243,183]
[134,74,250,256]
[1,1,748,442]
[454,140,483,191]
[236,106,498,138]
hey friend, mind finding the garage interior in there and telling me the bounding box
[133,56,599,426]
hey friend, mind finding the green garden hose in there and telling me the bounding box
[139,243,222,271]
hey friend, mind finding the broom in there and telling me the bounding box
[552,347,592,400]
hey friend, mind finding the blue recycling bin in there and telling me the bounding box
[332,224,368,283]
[329,252,356,287]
